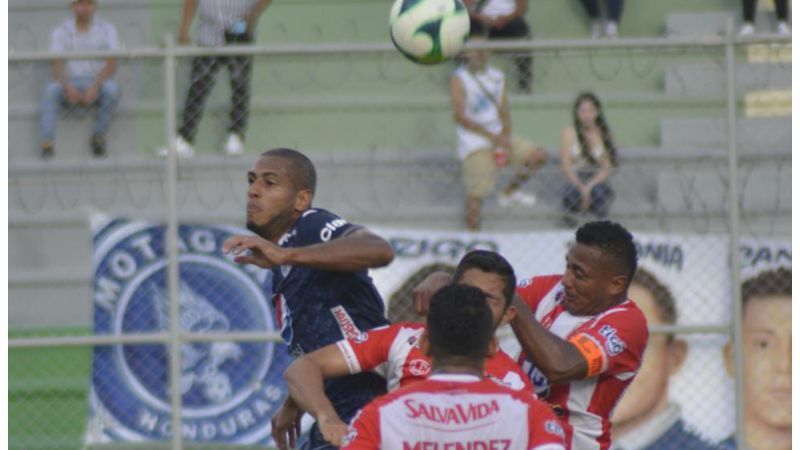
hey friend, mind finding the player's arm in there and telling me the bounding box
[223,227,393,271]
[450,75,501,143]
[584,144,615,189]
[284,344,353,425]
[511,295,588,384]
[411,271,454,316]
[178,0,197,45]
[559,127,584,187]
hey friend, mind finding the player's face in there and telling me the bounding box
[612,283,685,428]
[456,268,511,328]
[561,243,624,316]
[71,0,96,21]
[741,296,791,429]
[576,99,599,128]
[245,156,305,242]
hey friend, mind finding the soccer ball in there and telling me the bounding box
[389,0,470,65]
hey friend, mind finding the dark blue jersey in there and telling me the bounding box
[266,208,389,445]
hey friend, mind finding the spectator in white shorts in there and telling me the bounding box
[450,24,548,231]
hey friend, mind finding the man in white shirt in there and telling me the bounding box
[40,0,120,159]
[451,26,547,231]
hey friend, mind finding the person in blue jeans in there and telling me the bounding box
[40,0,120,159]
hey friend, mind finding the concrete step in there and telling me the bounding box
[665,11,782,37]
[660,117,790,156]
[665,62,790,96]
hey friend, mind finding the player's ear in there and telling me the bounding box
[723,339,734,376]
[608,274,627,296]
[667,338,688,375]
[486,336,498,357]
[294,189,312,212]
[499,304,517,326]
[419,331,431,357]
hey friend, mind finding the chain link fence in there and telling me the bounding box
[9,22,790,450]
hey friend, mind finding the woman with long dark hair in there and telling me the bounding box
[560,92,616,226]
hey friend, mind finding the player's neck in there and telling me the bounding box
[745,417,792,450]
[431,362,483,378]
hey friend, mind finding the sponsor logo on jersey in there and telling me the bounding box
[599,325,626,356]
[522,359,550,398]
[331,305,362,340]
[546,419,565,437]
[404,398,501,425]
[407,359,431,377]
[320,218,349,242]
[89,221,290,446]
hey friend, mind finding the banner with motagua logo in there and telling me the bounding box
[85,218,291,446]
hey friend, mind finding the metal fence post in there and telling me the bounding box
[164,34,183,450]
[724,18,746,450]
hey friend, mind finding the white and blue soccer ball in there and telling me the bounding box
[389,0,471,65]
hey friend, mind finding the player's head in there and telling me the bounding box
[725,267,791,434]
[562,220,637,315]
[612,267,687,430]
[453,250,517,327]
[388,263,456,323]
[246,148,317,241]
[422,284,495,370]
[464,23,490,71]
[71,0,96,21]
[573,91,617,166]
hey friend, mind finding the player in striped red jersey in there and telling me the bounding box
[272,251,533,448]
[342,284,566,450]
[510,221,648,450]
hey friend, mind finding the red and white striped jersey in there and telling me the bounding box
[337,323,533,393]
[515,275,648,450]
[342,374,567,450]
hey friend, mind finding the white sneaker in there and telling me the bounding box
[224,133,245,156]
[776,21,791,36]
[498,190,537,208]
[157,135,195,158]
[738,23,755,37]
[590,21,603,39]
[605,21,619,39]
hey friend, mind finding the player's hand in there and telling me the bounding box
[318,415,349,447]
[412,271,453,317]
[82,85,99,105]
[271,398,304,450]
[579,186,592,211]
[178,28,191,45]
[223,235,289,268]
[64,84,82,105]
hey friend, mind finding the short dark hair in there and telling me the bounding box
[427,284,493,362]
[453,250,517,308]
[742,267,791,307]
[576,220,638,285]
[260,148,317,195]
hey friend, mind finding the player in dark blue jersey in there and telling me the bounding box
[223,148,394,450]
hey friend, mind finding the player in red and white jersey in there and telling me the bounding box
[342,284,566,450]
[272,251,532,449]
[510,221,648,450]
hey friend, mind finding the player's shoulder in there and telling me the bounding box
[601,299,649,327]
[292,208,358,243]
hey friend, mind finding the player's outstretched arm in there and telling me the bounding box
[284,345,353,443]
[511,295,588,383]
[285,227,394,272]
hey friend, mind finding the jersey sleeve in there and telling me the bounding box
[527,400,567,450]
[341,404,381,450]
[568,304,649,378]
[485,349,535,393]
[336,324,398,378]
[294,209,360,247]
[515,275,563,312]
